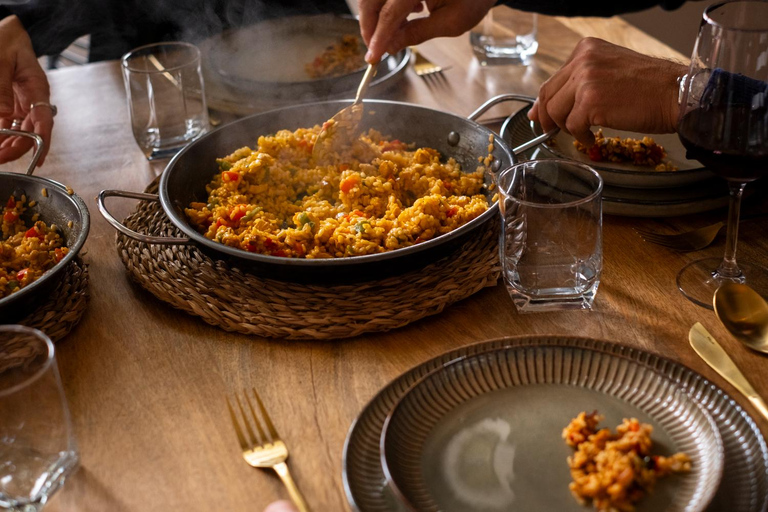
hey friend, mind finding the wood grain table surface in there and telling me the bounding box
[5,9,766,512]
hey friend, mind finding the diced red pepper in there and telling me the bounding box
[446,206,459,218]
[264,238,278,249]
[230,208,246,223]
[271,249,287,257]
[587,144,602,162]
[3,211,18,223]
[6,197,15,209]
[340,177,357,194]
[381,139,403,152]
[293,242,305,256]
[54,248,65,262]
[222,171,240,182]
[16,268,28,281]
[246,241,258,253]
[297,139,314,152]
[339,164,350,171]
[25,227,43,240]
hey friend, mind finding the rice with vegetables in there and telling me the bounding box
[305,34,366,79]
[1,195,68,299]
[574,129,678,171]
[185,126,490,259]
[563,411,691,512]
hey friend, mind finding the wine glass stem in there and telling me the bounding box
[716,180,747,280]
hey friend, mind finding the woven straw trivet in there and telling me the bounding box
[18,258,89,342]
[115,179,500,340]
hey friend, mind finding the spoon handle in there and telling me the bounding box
[689,322,768,422]
[354,63,378,106]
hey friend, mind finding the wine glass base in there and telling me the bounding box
[677,258,768,309]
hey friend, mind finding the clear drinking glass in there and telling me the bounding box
[121,42,209,160]
[469,8,538,65]
[675,1,768,309]
[0,326,78,511]
[498,159,603,312]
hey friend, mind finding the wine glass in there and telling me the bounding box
[0,326,79,511]
[676,0,768,309]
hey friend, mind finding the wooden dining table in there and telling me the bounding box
[7,8,768,512]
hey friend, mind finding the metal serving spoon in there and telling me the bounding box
[312,62,377,164]
[714,282,768,354]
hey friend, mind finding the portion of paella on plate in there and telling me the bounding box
[563,411,691,512]
[573,129,678,171]
[305,34,366,79]
[185,126,491,259]
[1,195,68,299]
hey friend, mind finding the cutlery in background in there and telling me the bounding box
[689,322,768,422]
[714,282,768,354]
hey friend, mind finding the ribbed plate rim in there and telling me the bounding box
[378,344,723,512]
[342,336,768,512]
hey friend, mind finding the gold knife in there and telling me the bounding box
[689,322,768,422]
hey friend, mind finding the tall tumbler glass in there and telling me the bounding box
[498,159,603,312]
[121,42,209,160]
[0,326,78,511]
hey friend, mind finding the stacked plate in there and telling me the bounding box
[343,336,768,512]
[198,14,410,116]
[502,108,729,217]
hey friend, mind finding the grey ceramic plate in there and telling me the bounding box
[528,119,714,189]
[379,344,722,512]
[503,109,729,217]
[199,15,410,115]
[342,337,768,512]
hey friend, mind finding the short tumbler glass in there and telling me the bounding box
[121,42,209,160]
[469,8,538,65]
[498,159,603,312]
[0,326,78,511]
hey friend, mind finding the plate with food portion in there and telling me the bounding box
[530,122,715,189]
[198,15,410,115]
[378,341,722,512]
[343,337,768,512]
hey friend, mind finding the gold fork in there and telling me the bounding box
[410,47,446,78]
[227,388,309,512]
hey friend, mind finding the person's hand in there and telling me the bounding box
[0,15,54,166]
[263,500,299,512]
[358,0,496,63]
[529,37,688,146]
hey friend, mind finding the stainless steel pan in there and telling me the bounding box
[99,95,553,282]
[0,130,90,321]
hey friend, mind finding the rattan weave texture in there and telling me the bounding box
[18,258,89,342]
[114,180,500,340]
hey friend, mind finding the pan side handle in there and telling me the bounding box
[0,129,44,175]
[97,190,191,245]
[467,94,558,156]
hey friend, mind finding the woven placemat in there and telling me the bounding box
[115,178,500,340]
[18,257,89,342]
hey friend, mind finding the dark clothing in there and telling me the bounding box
[2,0,350,61]
[2,0,688,61]
[501,0,688,17]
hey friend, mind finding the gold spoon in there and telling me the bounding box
[714,282,768,354]
[312,62,377,164]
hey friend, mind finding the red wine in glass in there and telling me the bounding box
[675,0,768,309]
[678,105,768,182]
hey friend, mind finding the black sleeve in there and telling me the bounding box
[4,0,101,57]
[499,0,689,17]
